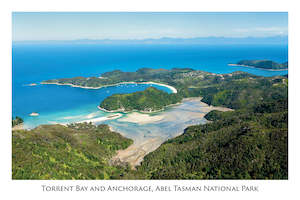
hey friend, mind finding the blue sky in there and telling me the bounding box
[12,12,288,41]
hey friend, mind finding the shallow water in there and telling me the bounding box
[19,83,172,129]
[103,98,208,144]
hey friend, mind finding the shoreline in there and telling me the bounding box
[41,81,178,93]
[97,103,180,114]
[228,63,288,72]
[108,97,233,168]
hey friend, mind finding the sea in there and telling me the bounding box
[12,43,288,130]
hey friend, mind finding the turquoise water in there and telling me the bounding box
[17,83,172,129]
[105,98,209,143]
[12,44,288,129]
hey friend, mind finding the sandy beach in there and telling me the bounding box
[143,81,177,93]
[118,112,164,124]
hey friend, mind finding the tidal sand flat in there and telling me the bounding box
[118,112,164,124]
[105,97,233,168]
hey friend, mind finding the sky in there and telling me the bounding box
[12,12,288,41]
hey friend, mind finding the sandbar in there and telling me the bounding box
[118,112,164,124]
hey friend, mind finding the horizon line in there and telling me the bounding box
[12,35,288,43]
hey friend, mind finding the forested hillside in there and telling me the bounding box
[12,123,133,179]
[131,99,287,179]
[125,73,288,179]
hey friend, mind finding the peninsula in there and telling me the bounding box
[41,68,183,93]
[229,60,288,71]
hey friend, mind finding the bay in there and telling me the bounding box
[12,43,288,128]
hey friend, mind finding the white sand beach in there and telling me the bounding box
[118,112,164,124]
[142,81,177,93]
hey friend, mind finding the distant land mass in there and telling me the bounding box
[13,36,288,45]
[230,60,288,70]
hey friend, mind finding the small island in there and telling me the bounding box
[229,60,288,71]
[99,87,182,113]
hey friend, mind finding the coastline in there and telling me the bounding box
[41,81,178,93]
[117,97,233,125]
[40,80,233,169]
[97,101,181,114]
[228,63,288,72]
[108,97,233,168]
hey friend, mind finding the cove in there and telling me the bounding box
[18,82,172,129]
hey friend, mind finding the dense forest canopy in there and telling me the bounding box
[12,123,133,179]
[100,87,182,112]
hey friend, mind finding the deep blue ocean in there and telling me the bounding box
[12,44,288,128]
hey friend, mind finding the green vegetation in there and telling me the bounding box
[42,68,194,89]
[100,87,182,112]
[113,71,287,180]
[133,100,287,179]
[236,60,288,70]
[19,65,288,179]
[12,123,133,179]
[12,116,23,127]
[187,73,288,110]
